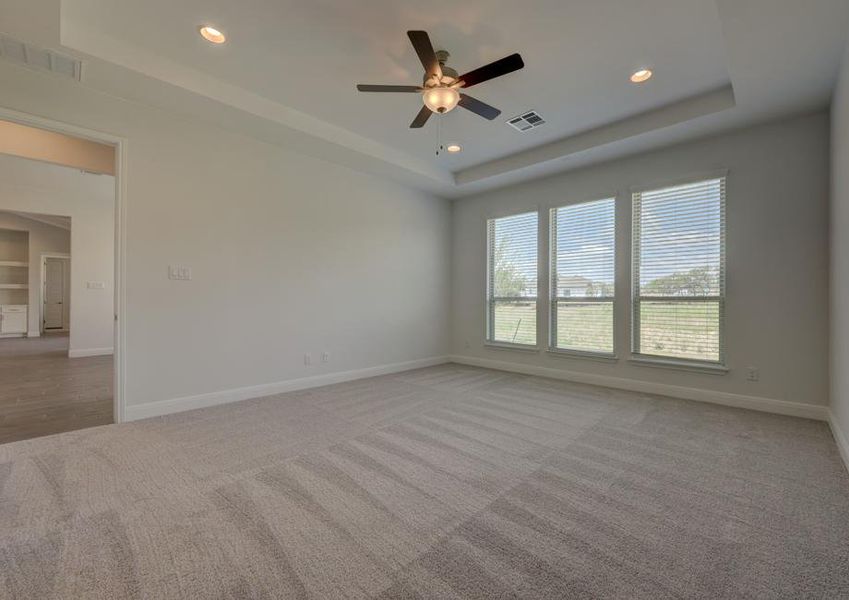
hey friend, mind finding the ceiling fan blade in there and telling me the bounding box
[458,53,524,88]
[356,84,421,92]
[458,94,501,120]
[410,105,432,128]
[407,30,442,79]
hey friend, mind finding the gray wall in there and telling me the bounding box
[0,163,113,351]
[452,112,830,409]
[0,59,451,417]
[831,39,849,447]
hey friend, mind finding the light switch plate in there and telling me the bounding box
[168,265,192,280]
[86,281,106,289]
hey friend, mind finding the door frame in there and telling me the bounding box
[40,252,71,333]
[0,106,128,423]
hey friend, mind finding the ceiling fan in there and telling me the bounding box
[356,30,524,128]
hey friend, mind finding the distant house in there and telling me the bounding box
[556,275,612,298]
[557,275,593,297]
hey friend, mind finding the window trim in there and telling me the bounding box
[631,175,727,368]
[628,355,729,374]
[548,198,617,358]
[484,341,541,353]
[547,348,618,362]
[485,210,540,348]
[629,168,729,195]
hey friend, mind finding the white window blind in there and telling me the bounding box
[550,198,615,354]
[487,211,538,346]
[632,177,726,364]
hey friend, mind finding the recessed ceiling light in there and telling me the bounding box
[630,69,653,83]
[199,26,226,44]
[446,144,462,153]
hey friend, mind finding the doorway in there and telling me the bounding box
[0,109,124,443]
[42,255,70,331]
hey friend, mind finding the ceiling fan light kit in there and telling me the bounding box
[422,86,460,113]
[356,30,524,128]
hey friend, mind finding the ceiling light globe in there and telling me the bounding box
[423,87,460,114]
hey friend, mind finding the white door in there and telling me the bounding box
[43,257,67,330]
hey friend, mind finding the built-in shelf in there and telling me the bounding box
[0,230,30,294]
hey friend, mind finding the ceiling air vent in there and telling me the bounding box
[0,34,82,81]
[507,111,545,132]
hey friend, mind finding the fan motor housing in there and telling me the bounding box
[424,50,459,86]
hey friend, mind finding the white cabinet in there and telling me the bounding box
[0,305,27,336]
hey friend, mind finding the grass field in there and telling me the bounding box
[638,301,719,361]
[492,300,719,361]
[555,302,614,353]
[492,302,537,345]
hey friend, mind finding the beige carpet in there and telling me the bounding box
[1,364,847,599]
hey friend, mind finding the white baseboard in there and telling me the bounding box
[122,352,832,430]
[829,411,849,474]
[448,354,829,421]
[124,356,450,421]
[27,330,40,338]
[69,347,114,358]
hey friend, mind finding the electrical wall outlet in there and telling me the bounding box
[304,353,312,366]
[321,352,330,364]
[746,367,759,382]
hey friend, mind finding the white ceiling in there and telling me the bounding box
[8,0,849,197]
[62,0,732,168]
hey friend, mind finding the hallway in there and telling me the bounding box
[0,333,112,444]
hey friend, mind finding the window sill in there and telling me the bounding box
[629,355,729,375]
[484,341,540,353]
[547,348,618,363]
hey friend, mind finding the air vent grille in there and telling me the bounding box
[0,34,82,81]
[507,111,545,132]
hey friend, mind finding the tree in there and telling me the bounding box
[493,238,528,296]
[643,266,718,296]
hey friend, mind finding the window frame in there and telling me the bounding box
[485,210,540,350]
[549,197,617,359]
[630,175,727,367]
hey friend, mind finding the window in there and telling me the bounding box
[487,211,538,346]
[550,198,616,355]
[632,177,726,364]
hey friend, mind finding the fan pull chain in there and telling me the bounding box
[435,113,443,156]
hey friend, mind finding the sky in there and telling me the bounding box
[494,178,723,294]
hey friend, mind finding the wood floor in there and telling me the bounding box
[0,332,112,444]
